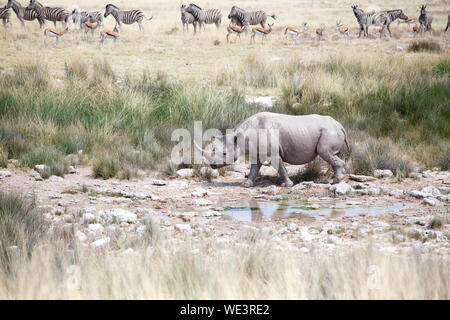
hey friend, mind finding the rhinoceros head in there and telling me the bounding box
[195,134,238,169]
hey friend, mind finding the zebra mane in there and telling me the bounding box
[106,4,119,11]
[232,6,245,12]
[189,3,202,10]
[387,9,402,13]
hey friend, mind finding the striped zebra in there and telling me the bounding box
[0,7,11,27]
[419,5,433,33]
[180,5,196,33]
[26,0,70,27]
[382,9,408,37]
[351,5,387,38]
[72,9,104,28]
[227,6,275,29]
[104,4,153,31]
[185,4,222,32]
[6,0,44,28]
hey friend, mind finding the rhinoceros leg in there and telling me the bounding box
[317,134,346,184]
[278,162,294,187]
[243,163,262,187]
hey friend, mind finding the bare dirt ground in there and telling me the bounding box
[1,163,448,257]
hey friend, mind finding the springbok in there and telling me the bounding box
[82,21,99,39]
[316,27,325,40]
[100,24,120,47]
[412,24,421,36]
[336,20,349,38]
[284,23,308,40]
[226,24,246,43]
[44,26,69,45]
[398,17,417,26]
[251,22,274,44]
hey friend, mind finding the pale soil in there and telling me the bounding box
[1,163,449,257]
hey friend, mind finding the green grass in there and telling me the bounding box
[0,54,448,178]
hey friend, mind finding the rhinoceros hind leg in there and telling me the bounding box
[277,161,294,187]
[242,163,262,187]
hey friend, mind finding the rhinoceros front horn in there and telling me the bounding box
[193,141,214,163]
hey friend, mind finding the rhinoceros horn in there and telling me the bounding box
[193,141,214,163]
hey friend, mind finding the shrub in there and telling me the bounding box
[93,155,120,179]
[408,40,441,53]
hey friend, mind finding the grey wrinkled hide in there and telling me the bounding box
[200,112,349,187]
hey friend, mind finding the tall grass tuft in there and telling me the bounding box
[408,40,441,53]
[0,192,47,272]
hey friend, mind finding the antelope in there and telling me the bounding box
[284,23,308,40]
[226,24,246,43]
[412,24,421,36]
[336,20,349,38]
[250,22,273,44]
[316,27,325,40]
[398,17,417,26]
[100,24,120,47]
[44,26,69,45]
[82,21,99,39]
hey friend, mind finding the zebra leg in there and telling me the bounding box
[138,21,143,32]
[387,23,392,37]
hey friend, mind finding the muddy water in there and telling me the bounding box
[220,199,408,222]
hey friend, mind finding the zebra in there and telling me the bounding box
[381,9,408,37]
[351,5,387,38]
[419,5,433,33]
[228,6,275,29]
[0,7,11,27]
[26,0,70,27]
[180,5,196,33]
[185,4,222,32]
[71,8,103,29]
[104,4,152,31]
[5,0,44,28]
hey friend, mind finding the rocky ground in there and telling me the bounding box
[0,162,449,257]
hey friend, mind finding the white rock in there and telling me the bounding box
[409,172,422,179]
[152,179,167,186]
[374,169,393,178]
[389,189,404,197]
[259,166,278,176]
[136,225,147,235]
[330,182,352,195]
[34,164,48,173]
[202,210,222,217]
[194,199,213,206]
[49,194,62,199]
[191,187,207,197]
[176,168,194,178]
[423,198,439,206]
[0,170,11,179]
[90,237,110,247]
[287,223,298,232]
[367,187,380,195]
[199,167,219,178]
[348,174,376,182]
[410,190,426,199]
[87,224,104,235]
[420,186,441,197]
[102,208,137,223]
[82,212,96,224]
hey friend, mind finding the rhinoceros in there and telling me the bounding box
[195,112,349,187]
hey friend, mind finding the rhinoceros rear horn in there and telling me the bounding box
[193,141,214,162]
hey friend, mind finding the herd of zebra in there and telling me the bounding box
[0,1,449,44]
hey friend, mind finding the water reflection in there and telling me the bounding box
[222,200,406,222]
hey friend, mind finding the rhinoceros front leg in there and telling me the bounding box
[243,163,262,187]
[318,151,345,184]
[278,162,294,187]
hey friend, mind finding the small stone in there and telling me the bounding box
[194,199,212,206]
[287,223,298,232]
[34,164,48,173]
[410,190,426,199]
[152,179,167,186]
[389,189,404,197]
[102,208,137,224]
[90,237,110,247]
[374,169,393,178]
[176,168,194,178]
[49,175,64,182]
[199,167,219,178]
[423,198,438,206]
[330,182,352,195]
[0,170,11,179]
[409,172,422,179]
[348,174,376,182]
[49,194,62,199]
[191,187,207,197]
